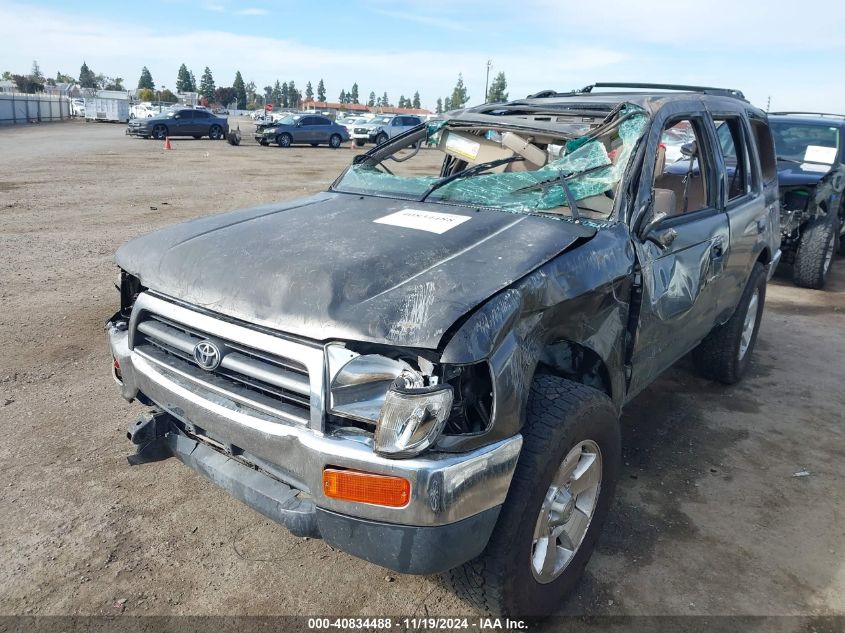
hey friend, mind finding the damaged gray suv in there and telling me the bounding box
[107,82,780,616]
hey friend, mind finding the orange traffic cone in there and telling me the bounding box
[163,136,172,150]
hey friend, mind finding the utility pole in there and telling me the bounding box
[485,59,493,103]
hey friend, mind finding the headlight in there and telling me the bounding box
[327,344,451,458]
[375,384,453,457]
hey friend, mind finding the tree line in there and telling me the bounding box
[3,61,510,112]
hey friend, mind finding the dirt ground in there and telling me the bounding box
[1,120,843,623]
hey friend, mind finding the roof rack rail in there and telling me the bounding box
[769,111,845,119]
[574,82,746,100]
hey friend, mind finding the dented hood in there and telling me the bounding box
[115,192,593,348]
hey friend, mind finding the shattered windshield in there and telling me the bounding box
[332,104,649,220]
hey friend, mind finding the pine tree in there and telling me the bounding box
[233,71,247,109]
[450,73,469,108]
[339,89,347,104]
[30,61,43,81]
[272,80,282,107]
[305,81,314,101]
[280,81,288,108]
[398,95,406,108]
[350,82,359,104]
[287,80,298,108]
[199,67,215,99]
[79,62,97,89]
[381,91,389,107]
[487,71,508,103]
[368,91,376,107]
[412,91,421,109]
[176,64,193,93]
[443,96,452,111]
[189,71,197,92]
[436,97,443,114]
[316,78,326,102]
[137,66,154,90]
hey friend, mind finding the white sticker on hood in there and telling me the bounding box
[374,209,471,234]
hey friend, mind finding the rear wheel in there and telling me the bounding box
[277,133,292,148]
[793,214,837,289]
[329,134,342,149]
[152,124,167,140]
[209,125,223,140]
[693,262,766,384]
[445,376,620,617]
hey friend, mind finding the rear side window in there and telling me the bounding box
[314,117,330,126]
[751,119,777,183]
[713,117,751,201]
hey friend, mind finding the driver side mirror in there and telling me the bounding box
[680,140,697,158]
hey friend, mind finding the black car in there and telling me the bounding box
[126,108,229,140]
[256,114,350,148]
[769,112,845,288]
[108,83,779,616]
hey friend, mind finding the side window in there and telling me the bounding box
[195,110,210,119]
[751,119,778,183]
[315,117,330,126]
[652,118,712,216]
[392,118,402,126]
[300,116,315,126]
[713,117,751,201]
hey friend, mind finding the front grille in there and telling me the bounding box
[133,309,314,426]
[354,128,368,134]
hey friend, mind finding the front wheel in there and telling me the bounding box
[209,125,223,140]
[793,214,837,289]
[329,134,342,149]
[152,124,168,140]
[277,133,292,148]
[375,132,388,145]
[445,376,620,617]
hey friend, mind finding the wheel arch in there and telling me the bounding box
[536,339,614,402]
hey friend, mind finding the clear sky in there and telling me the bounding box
[2,0,844,112]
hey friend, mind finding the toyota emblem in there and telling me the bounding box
[193,340,222,371]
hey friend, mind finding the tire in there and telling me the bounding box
[259,139,269,146]
[692,262,766,384]
[209,125,223,140]
[152,124,168,140]
[354,139,365,147]
[375,132,388,145]
[793,214,837,289]
[277,133,292,148]
[836,214,845,256]
[192,135,202,139]
[329,134,342,149]
[445,376,621,617]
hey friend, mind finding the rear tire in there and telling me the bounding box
[209,125,223,140]
[329,134,342,149]
[693,262,766,384]
[444,376,620,617]
[793,214,837,289]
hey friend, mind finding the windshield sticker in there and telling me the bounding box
[804,145,837,165]
[374,209,471,234]
[444,133,481,161]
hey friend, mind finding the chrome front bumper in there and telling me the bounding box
[107,319,522,528]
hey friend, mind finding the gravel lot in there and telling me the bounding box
[1,120,843,624]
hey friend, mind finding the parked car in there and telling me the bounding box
[125,108,229,140]
[108,83,779,616]
[256,114,349,148]
[70,98,86,118]
[768,112,845,288]
[350,114,422,146]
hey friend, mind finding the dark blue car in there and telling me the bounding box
[126,108,229,140]
[256,114,350,148]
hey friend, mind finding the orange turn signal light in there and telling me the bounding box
[323,468,411,508]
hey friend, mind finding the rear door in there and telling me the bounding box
[709,113,768,321]
[171,109,193,136]
[627,109,732,397]
[312,116,332,142]
[192,109,211,135]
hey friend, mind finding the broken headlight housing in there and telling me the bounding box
[326,344,453,458]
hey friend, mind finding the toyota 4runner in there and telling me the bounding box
[107,82,780,616]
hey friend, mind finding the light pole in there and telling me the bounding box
[485,59,493,103]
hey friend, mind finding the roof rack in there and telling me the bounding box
[580,83,746,100]
[769,111,845,119]
[526,82,746,101]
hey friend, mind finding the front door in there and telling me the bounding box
[628,114,732,397]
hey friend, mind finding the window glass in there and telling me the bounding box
[653,118,711,215]
[751,119,777,182]
[314,117,330,126]
[770,121,839,166]
[714,117,750,201]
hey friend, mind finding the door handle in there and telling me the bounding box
[711,240,725,259]
[756,218,767,234]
